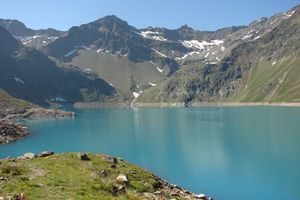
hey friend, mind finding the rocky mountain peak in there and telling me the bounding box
[178,24,193,30]
[91,15,134,33]
[0,19,33,37]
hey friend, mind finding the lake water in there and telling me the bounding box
[1,106,300,199]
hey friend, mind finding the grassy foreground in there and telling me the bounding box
[0,153,204,200]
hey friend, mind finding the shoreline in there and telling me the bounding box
[134,102,300,108]
[72,101,300,109]
[0,108,75,144]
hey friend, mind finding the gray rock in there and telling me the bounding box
[18,152,36,159]
[195,193,207,199]
[110,164,116,169]
[113,157,118,164]
[116,174,129,184]
[0,177,8,181]
[39,151,54,157]
[112,184,126,196]
[98,170,108,177]
[105,156,118,164]
[154,190,162,195]
[77,153,90,161]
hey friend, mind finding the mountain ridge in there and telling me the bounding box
[0,25,119,106]
[0,4,299,106]
[137,5,300,105]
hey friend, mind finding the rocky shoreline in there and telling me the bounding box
[2,107,75,120]
[0,108,75,144]
[134,102,300,108]
[0,120,29,144]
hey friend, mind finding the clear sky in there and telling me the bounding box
[0,0,299,31]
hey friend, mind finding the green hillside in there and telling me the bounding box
[0,153,202,200]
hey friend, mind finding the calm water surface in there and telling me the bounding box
[1,107,300,200]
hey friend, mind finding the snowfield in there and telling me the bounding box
[140,31,168,41]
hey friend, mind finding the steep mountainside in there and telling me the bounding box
[1,5,299,106]
[0,26,118,106]
[137,5,300,105]
[0,19,64,49]
[41,15,245,99]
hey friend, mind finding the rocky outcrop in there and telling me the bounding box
[78,153,90,161]
[17,152,36,159]
[0,120,29,144]
[0,107,75,144]
[3,108,75,120]
[38,151,54,157]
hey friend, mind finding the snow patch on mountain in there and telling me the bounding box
[140,31,167,41]
[242,30,254,40]
[181,39,224,50]
[205,52,210,58]
[285,10,296,18]
[14,77,24,84]
[96,48,103,53]
[65,49,77,57]
[133,92,140,98]
[50,97,66,102]
[253,36,261,41]
[177,51,202,60]
[152,48,168,58]
[65,46,89,57]
[156,67,164,73]
[148,82,157,86]
[242,34,253,40]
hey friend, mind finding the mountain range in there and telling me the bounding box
[0,4,299,107]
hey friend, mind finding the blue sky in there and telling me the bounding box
[0,0,299,31]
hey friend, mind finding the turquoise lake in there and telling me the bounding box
[1,106,300,199]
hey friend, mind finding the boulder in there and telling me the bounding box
[98,170,108,177]
[110,164,116,169]
[13,193,26,200]
[116,174,129,184]
[113,157,118,164]
[18,152,36,159]
[143,192,158,200]
[78,153,90,161]
[154,190,162,195]
[39,151,54,157]
[105,156,118,164]
[195,193,207,199]
[153,181,164,189]
[112,185,126,196]
[0,177,8,181]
